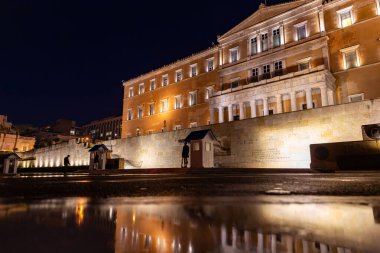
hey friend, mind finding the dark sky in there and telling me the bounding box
[0,0,284,126]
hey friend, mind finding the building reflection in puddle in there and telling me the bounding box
[0,196,379,253]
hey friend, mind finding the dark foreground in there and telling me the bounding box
[1,169,380,198]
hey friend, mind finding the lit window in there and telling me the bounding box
[161,99,168,112]
[263,64,271,79]
[274,61,283,76]
[139,83,145,94]
[272,28,281,48]
[127,109,133,120]
[348,93,364,102]
[174,95,181,109]
[207,58,214,72]
[129,87,134,97]
[231,79,240,89]
[250,37,258,55]
[138,106,143,119]
[189,91,197,106]
[340,45,360,69]
[174,125,182,131]
[229,48,239,63]
[261,33,268,52]
[162,75,169,86]
[337,6,353,28]
[150,79,156,91]
[149,103,155,115]
[175,70,182,82]
[377,0,380,15]
[190,64,197,77]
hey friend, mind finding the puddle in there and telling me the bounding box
[0,196,379,253]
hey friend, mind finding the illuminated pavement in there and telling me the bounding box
[1,170,380,198]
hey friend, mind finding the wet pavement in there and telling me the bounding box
[0,170,380,198]
[0,195,379,253]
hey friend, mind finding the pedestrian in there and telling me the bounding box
[64,155,70,174]
[94,153,100,170]
[181,141,190,168]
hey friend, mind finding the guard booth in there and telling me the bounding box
[0,153,20,174]
[89,144,111,170]
[185,129,216,168]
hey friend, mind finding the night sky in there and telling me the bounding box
[0,0,284,126]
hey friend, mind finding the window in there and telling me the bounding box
[348,93,364,102]
[377,0,380,15]
[207,58,214,72]
[341,45,360,69]
[149,103,155,115]
[129,87,134,97]
[296,24,307,40]
[162,75,169,86]
[205,87,213,100]
[250,37,258,55]
[231,79,240,89]
[297,57,311,71]
[190,122,198,128]
[274,61,283,76]
[263,64,271,79]
[175,70,182,82]
[261,33,268,52]
[229,48,239,63]
[250,68,259,83]
[174,95,181,109]
[138,106,143,119]
[190,64,197,77]
[189,91,197,106]
[272,28,281,48]
[139,83,145,94]
[161,99,168,112]
[337,6,353,28]
[174,125,182,131]
[127,109,133,120]
[205,142,212,152]
[150,79,156,91]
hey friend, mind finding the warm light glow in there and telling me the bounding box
[75,205,85,226]
[132,209,136,224]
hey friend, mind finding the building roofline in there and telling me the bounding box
[122,46,219,87]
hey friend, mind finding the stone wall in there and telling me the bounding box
[26,99,380,169]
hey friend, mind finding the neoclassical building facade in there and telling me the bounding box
[122,0,380,138]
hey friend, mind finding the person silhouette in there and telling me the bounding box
[181,141,189,168]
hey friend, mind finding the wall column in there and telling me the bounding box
[305,88,313,109]
[239,102,245,120]
[320,243,328,253]
[280,23,285,45]
[228,104,234,122]
[320,86,328,107]
[290,91,297,112]
[218,107,224,124]
[263,98,269,116]
[209,107,215,124]
[319,10,325,32]
[271,234,277,253]
[257,33,262,53]
[302,240,309,253]
[257,233,264,253]
[276,94,283,114]
[250,100,257,118]
[328,89,336,106]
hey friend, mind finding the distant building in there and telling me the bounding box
[0,115,35,152]
[42,119,81,136]
[82,116,122,141]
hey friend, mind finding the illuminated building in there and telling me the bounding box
[82,116,122,141]
[0,115,35,152]
[122,0,380,138]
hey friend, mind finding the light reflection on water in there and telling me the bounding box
[0,196,379,253]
